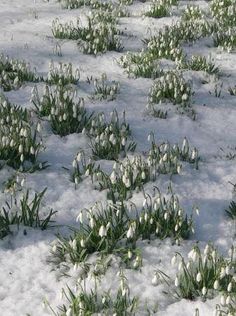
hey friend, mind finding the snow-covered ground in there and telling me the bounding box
[0,0,236,315]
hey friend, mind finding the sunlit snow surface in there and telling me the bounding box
[0,0,236,315]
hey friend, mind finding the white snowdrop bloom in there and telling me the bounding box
[30,146,35,155]
[164,212,168,220]
[212,250,216,261]
[52,244,57,253]
[72,159,77,168]
[127,250,132,259]
[127,225,134,239]
[178,261,183,271]
[163,153,168,162]
[171,255,177,266]
[174,277,179,287]
[110,171,117,184]
[182,93,188,101]
[152,274,158,286]
[188,249,197,261]
[18,144,23,153]
[10,139,14,147]
[213,280,219,290]
[80,238,86,248]
[76,212,83,224]
[99,225,107,238]
[142,198,148,208]
[144,213,148,222]
[182,137,188,152]
[220,294,226,306]
[36,122,41,133]
[20,178,25,187]
[20,154,24,162]
[76,152,82,162]
[202,287,207,296]
[225,265,231,275]
[141,171,146,180]
[75,177,79,185]
[72,239,77,250]
[227,282,232,292]
[196,272,202,282]
[220,267,226,279]
[121,137,126,146]
[177,165,181,174]
[106,222,111,230]
[226,295,231,305]
[195,208,199,216]
[89,217,95,228]
[125,178,131,188]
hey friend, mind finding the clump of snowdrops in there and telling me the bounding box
[91,135,199,201]
[0,53,39,91]
[90,73,120,101]
[49,271,138,315]
[51,187,194,266]
[52,13,122,55]
[0,95,44,171]
[171,244,236,301]
[46,61,80,87]
[85,110,136,160]
[31,85,91,136]
[148,71,193,113]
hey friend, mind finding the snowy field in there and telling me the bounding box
[0,0,236,315]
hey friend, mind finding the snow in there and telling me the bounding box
[0,0,236,315]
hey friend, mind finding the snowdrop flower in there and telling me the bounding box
[171,254,177,266]
[89,217,95,228]
[99,225,107,238]
[36,122,41,133]
[204,244,210,255]
[220,294,226,306]
[152,274,159,286]
[225,265,231,275]
[201,287,207,296]
[80,238,86,248]
[52,244,57,253]
[178,261,183,271]
[226,295,231,305]
[110,171,117,184]
[220,267,226,279]
[188,248,197,262]
[142,198,148,208]
[72,159,77,168]
[76,212,83,224]
[174,277,179,287]
[18,144,23,154]
[77,152,82,162]
[127,250,132,259]
[227,282,232,292]
[196,272,202,282]
[72,239,77,250]
[177,165,181,174]
[213,280,219,290]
